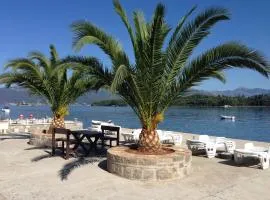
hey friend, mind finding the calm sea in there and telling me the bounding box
[5,105,270,142]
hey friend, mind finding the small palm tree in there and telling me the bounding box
[71,0,269,152]
[0,45,96,132]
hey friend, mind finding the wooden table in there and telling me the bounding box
[70,130,102,156]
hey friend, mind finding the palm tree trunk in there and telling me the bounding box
[138,129,161,153]
[48,115,65,134]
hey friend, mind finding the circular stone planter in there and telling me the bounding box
[29,132,52,147]
[107,146,192,181]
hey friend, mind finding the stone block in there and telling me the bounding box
[185,154,192,163]
[173,155,185,162]
[114,164,123,175]
[138,158,157,166]
[157,168,172,180]
[123,167,132,179]
[132,168,142,179]
[142,169,155,180]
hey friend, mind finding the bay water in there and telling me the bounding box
[6,105,270,142]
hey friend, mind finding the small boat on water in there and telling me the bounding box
[1,106,10,114]
[223,105,232,108]
[220,115,235,120]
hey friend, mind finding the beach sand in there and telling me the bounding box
[0,129,269,200]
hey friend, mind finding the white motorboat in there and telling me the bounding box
[220,115,235,120]
[1,106,10,114]
[223,105,232,108]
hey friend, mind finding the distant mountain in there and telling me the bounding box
[213,87,270,97]
[0,87,269,104]
[0,87,117,104]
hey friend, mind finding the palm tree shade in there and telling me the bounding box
[0,45,97,132]
[70,0,270,153]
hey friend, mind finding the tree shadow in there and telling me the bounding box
[0,133,29,141]
[31,150,52,162]
[218,158,260,169]
[58,148,107,181]
[24,146,49,151]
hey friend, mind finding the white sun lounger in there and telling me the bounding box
[163,131,183,146]
[122,129,181,145]
[234,143,270,169]
[186,135,236,158]
[89,120,121,134]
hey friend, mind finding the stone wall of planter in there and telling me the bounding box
[107,146,192,181]
[26,121,83,147]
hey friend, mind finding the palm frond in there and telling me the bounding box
[71,21,130,68]
[178,42,269,93]
[165,7,230,84]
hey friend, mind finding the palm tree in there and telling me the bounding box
[0,45,96,132]
[71,0,269,153]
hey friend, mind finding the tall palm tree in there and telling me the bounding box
[71,0,269,152]
[0,45,96,132]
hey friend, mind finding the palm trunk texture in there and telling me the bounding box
[48,115,65,134]
[138,129,161,152]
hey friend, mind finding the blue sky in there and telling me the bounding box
[0,0,269,91]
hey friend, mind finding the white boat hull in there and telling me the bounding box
[220,115,235,120]
[1,109,10,114]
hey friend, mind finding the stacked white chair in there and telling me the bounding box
[0,120,9,134]
[205,142,216,158]
[259,152,269,170]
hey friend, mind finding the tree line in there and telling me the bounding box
[92,94,270,107]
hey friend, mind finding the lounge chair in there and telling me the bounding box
[186,139,207,155]
[187,135,236,158]
[234,143,270,169]
[122,129,140,143]
[89,120,114,132]
[157,130,173,143]
[163,131,183,146]
[215,137,236,154]
[122,129,178,144]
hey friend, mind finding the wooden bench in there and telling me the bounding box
[101,125,120,147]
[51,128,76,159]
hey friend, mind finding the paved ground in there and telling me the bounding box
[0,131,270,200]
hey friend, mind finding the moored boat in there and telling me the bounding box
[1,106,10,114]
[220,115,235,120]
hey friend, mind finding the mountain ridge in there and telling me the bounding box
[0,87,269,104]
